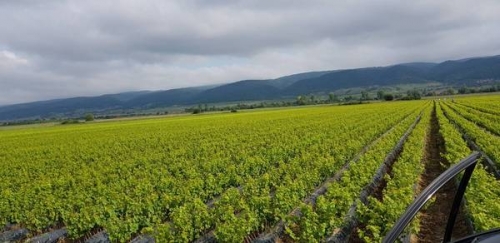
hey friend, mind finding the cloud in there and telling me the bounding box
[0,51,29,68]
[0,0,500,105]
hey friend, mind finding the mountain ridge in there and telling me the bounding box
[1,55,500,121]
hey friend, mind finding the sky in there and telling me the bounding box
[1,0,500,106]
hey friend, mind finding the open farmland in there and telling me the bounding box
[1,95,500,242]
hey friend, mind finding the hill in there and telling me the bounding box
[1,55,500,121]
[193,80,281,103]
[282,64,430,95]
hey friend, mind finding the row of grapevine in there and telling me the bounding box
[333,97,500,243]
[446,102,500,136]
[166,104,424,242]
[0,107,362,240]
[4,94,499,242]
[453,96,500,116]
[435,102,500,232]
[251,105,420,243]
[440,102,500,167]
[356,103,431,242]
[0,102,425,242]
[275,103,427,242]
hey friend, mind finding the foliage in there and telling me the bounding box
[377,90,385,100]
[383,94,394,101]
[407,89,422,100]
[361,90,370,100]
[0,102,422,241]
[85,113,94,122]
[436,100,500,231]
[1,94,500,242]
[357,105,431,241]
[61,119,80,125]
[285,103,428,240]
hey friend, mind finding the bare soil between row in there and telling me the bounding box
[416,105,471,243]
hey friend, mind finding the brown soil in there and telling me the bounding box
[371,171,390,202]
[415,105,471,243]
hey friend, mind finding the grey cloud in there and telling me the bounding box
[0,0,500,105]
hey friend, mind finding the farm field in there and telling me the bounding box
[1,95,500,242]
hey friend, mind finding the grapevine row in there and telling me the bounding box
[279,103,426,242]
[435,102,500,232]
[251,105,424,242]
[355,104,431,242]
[0,103,423,242]
[446,102,500,136]
[454,97,500,116]
[440,102,500,167]
[185,104,423,242]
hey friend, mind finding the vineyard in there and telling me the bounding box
[1,94,500,242]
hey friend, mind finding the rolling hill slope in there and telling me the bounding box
[1,55,499,121]
[192,80,281,103]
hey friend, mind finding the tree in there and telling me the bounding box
[383,94,394,101]
[85,113,94,122]
[445,88,456,95]
[296,96,306,105]
[406,89,421,100]
[328,93,338,103]
[377,90,385,100]
[361,91,370,100]
[458,86,470,94]
[425,91,437,96]
[310,95,315,104]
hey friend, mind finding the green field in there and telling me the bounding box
[1,95,500,242]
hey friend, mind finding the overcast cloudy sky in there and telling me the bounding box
[1,0,500,105]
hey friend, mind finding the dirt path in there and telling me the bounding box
[416,105,471,242]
